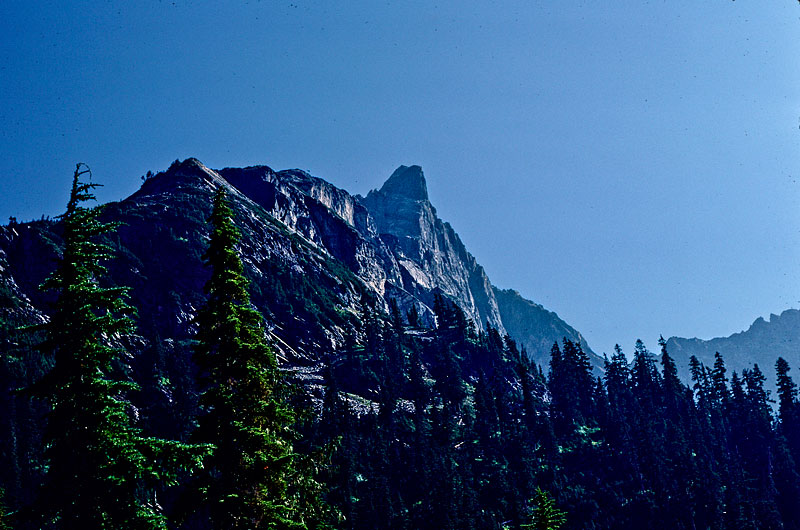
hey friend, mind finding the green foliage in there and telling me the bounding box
[521,488,566,530]
[315,315,800,530]
[190,187,333,529]
[29,165,209,530]
[0,488,10,530]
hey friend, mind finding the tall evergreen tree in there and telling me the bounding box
[776,357,798,427]
[30,165,208,529]
[776,357,800,467]
[631,339,660,412]
[688,355,710,407]
[191,187,331,529]
[604,345,632,419]
[549,339,595,434]
[658,337,684,406]
[710,352,730,408]
[0,488,9,530]
[522,487,566,530]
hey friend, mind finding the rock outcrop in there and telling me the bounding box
[0,158,599,368]
[666,309,800,389]
[361,164,505,335]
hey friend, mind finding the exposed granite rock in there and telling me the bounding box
[378,165,429,201]
[0,244,47,330]
[217,165,403,297]
[361,165,505,334]
[0,158,597,369]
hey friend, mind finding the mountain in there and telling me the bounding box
[5,158,800,530]
[361,164,598,366]
[0,157,597,369]
[666,309,800,387]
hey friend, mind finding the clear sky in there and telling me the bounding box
[2,1,800,357]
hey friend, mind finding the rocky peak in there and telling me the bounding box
[358,164,602,367]
[378,165,428,202]
[180,157,205,169]
[360,165,505,334]
[134,157,231,200]
[0,157,601,371]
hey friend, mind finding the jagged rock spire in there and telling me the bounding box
[378,165,428,201]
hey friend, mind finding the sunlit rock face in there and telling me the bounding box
[0,158,600,368]
[360,164,600,368]
[362,164,505,335]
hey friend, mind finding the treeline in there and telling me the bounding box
[302,294,800,530]
[2,170,800,529]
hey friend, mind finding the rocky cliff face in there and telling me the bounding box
[0,244,47,331]
[0,158,597,368]
[359,164,600,367]
[361,165,504,334]
[666,309,800,388]
[216,165,404,297]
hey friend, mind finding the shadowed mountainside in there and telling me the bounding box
[667,309,800,388]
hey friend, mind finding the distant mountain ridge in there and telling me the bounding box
[666,309,800,386]
[0,157,598,369]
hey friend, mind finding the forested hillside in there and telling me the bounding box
[2,160,800,529]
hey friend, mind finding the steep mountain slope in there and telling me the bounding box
[0,158,596,368]
[361,165,504,333]
[1,159,368,361]
[360,164,600,367]
[493,287,593,361]
[666,309,800,385]
[11,159,800,530]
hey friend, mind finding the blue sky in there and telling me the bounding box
[2,1,799,357]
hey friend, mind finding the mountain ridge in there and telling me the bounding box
[666,308,800,386]
[0,157,599,369]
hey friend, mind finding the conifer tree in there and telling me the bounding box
[689,355,710,406]
[776,357,798,427]
[631,339,660,412]
[549,339,595,433]
[604,344,632,418]
[710,352,729,408]
[191,187,331,529]
[406,304,420,328]
[31,164,208,529]
[776,357,800,467]
[658,336,683,405]
[522,487,566,530]
[0,488,9,530]
[317,357,355,525]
